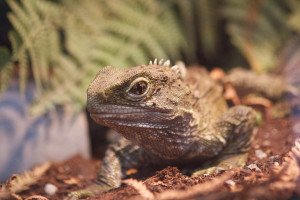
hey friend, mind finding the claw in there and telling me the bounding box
[191,153,248,177]
[192,166,225,177]
[68,190,94,199]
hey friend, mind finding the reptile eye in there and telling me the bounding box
[127,77,150,100]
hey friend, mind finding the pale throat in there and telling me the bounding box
[111,112,200,160]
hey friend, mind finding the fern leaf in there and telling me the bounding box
[196,0,219,57]
[288,0,300,32]
[0,47,13,92]
[222,0,291,72]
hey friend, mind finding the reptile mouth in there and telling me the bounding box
[88,105,170,116]
[91,115,170,129]
[89,105,173,128]
[90,113,171,130]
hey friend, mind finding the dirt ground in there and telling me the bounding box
[2,112,299,200]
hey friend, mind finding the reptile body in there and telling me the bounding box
[70,61,257,198]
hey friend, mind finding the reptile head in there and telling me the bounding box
[87,60,198,160]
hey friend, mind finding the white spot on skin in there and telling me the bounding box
[201,134,214,141]
[216,135,226,144]
[194,90,201,98]
[44,183,58,195]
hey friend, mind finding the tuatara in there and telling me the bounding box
[70,59,259,198]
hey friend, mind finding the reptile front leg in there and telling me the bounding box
[193,105,256,176]
[68,138,147,199]
[217,105,257,153]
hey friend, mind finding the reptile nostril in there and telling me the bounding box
[100,91,107,100]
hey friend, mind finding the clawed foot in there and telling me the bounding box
[192,153,248,177]
[68,184,113,199]
[192,166,224,177]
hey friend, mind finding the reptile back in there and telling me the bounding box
[186,66,228,122]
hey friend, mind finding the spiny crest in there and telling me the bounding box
[148,58,187,79]
[149,58,170,67]
[172,61,187,79]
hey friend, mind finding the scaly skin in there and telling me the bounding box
[226,68,289,99]
[69,61,257,199]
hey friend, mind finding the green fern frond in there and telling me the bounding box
[0,47,13,92]
[288,0,300,32]
[7,0,63,93]
[175,0,197,61]
[222,0,291,72]
[0,47,10,70]
[196,0,219,58]
[3,0,188,115]
[2,0,298,116]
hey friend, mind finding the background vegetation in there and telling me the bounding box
[0,0,299,115]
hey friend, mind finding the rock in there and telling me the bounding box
[225,179,236,186]
[255,149,267,159]
[0,81,90,181]
[246,163,262,172]
[44,183,58,195]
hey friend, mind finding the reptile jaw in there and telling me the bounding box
[88,104,174,128]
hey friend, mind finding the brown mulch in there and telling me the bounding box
[3,114,298,200]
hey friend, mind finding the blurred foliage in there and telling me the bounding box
[0,0,299,115]
[0,0,186,115]
[222,0,291,73]
[288,0,300,32]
